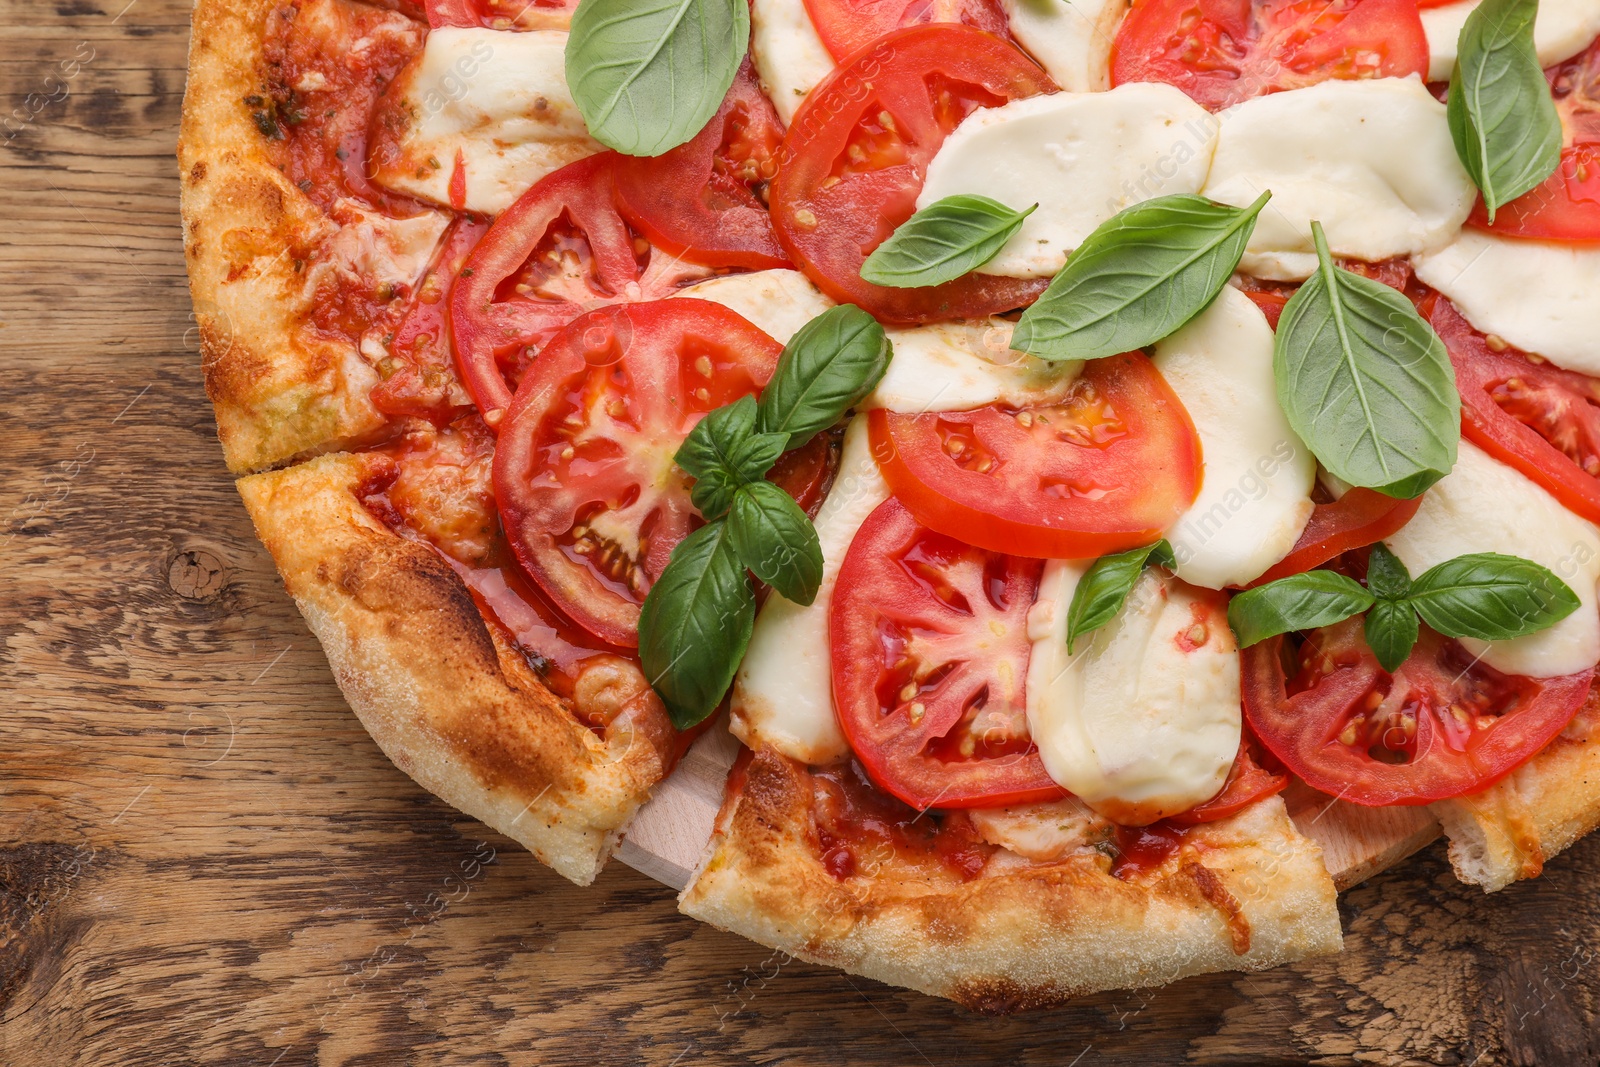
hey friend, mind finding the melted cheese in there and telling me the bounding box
[1202,77,1477,280]
[1413,230,1600,375]
[967,798,1109,861]
[1384,440,1600,678]
[918,84,1218,277]
[729,418,890,763]
[324,199,450,291]
[1025,565,1241,824]
[368,28,601,215]
[674,269,835,344]
[1423,0,1600,81]
[998,0,1129,92]
[750,0,835,125]
[1155,288,1315,589]
[864,318,1081,412]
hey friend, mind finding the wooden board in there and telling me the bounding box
[4,2,1600,1063]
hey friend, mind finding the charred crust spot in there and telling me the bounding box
[949,977,1073,1015]
[1183,858,1251,955]
[188,160,207,185]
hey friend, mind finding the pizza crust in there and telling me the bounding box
[237,452,676,885]
[679,748,1343,1011]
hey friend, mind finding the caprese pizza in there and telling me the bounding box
[180,0,1600,1010]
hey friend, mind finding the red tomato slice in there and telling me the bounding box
[830,496,1066,809]
[492,300,785,647]
[1167,739,1287,825]
[613,62,790,270]
[769,25,1056,323]
[1110,0,1429,111]
[422,0,575,29]
[1243,618,1593,806]
[1424,294,1600,525]
[1468,39,1600,241]
[866,353,1202,559]
[803,0,1011,61]
[1250,488,1422,586]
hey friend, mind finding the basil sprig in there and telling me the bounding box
[1447,0,1563,222]
[1275,221,1459,500]
[860,195,1038,288]
[1227,545,1579,671]
[1065,541,1175,653]
[1012,191,1269,362]
[565,0,747,157]
[639,305,892,727]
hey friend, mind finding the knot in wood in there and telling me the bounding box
[169,548,227,600]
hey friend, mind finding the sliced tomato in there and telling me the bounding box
[613,62,790,270]
[1243,618,1592,806]
[1468,39,1600,241]
[492,299,784,646]
[1424,294,1600,525]
[769,25,1055,323]
[1110,0,1429,111]
[803,0,1010,61]
[1250,488,1422,586]
[1167,738,1287,825]
[830,496,1066,809]
[422,0,575,29]
[867,353,1202,558]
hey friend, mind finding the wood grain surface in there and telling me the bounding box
[3,2,1600,1063]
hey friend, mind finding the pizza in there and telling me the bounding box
[179,0,1600,1010]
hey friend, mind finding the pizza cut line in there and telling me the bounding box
[179,0,1600,1009]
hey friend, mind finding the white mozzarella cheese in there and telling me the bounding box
[966,798,1109,861]
[864,318,1081,412]
[1384,440,1600,678]
[918,84,1218,277]
[1155,288,1316,589]
[1025,564,1242,824]
[1413,230,1600,375]
[1424,0,1600,81]
[324,199,450,291]
[674,269,835,344]
[729,417,890,764]
[750,0,836,126]
[368,28,601,215]
[1202,78,1477,280]
[998,0,1129,92]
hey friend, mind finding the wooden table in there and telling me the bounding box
[3,2,1599,1062]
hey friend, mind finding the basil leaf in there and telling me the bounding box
[1447,0,1563,222]
[638,520,755,728]
[1065,541,1176,653]
[860,195,1038,288]
[1227,570,1375,648]
[758,305,892,451]
[676,396,784,518]
[565,0,748,157]
[1012,191,1269,362]
[728,481,824,606]
[1364,598,1420,673]
[1409,552,1580,641]
[1275,222,1459,499]
[1365,543,1413,601]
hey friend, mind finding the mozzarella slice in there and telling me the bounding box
[967,798,1109,861]
[675,269,835,344]
[864,318,1081,412]
[998,0,1129,92]
[918,84,1218,278]
[750,0,835,126]
[1155,288,1315,589]
[368,28,601,215]
[324,199,450,291]
[1413,230,1600,375]
[1202,78,1477,281]
[1424,0,1600,81]
[1025,565,1242,824]
[1384,440,1600,678]
[729,418,890,764]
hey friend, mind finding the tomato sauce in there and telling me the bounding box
[1110,823,1187,880]
[810,760,995,882]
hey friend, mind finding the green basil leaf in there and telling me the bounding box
[565,0,748,157]
[1409,552,1581,641]
[676,396,774,518]
[757,305,892,451]
[1365,543,1413,600]
[726,431,788,483]
[1447,0,1563,222]
[1227,570,1375,648]
[638,520,755,728]
[1065,540,1176,653]
[1275,222,1459,499]
[860,195,1038,288]
[727,481,824,606]
[1364,598,1421,673]
[1012,191,1269,362]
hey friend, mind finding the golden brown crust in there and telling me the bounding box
[237,453,675,884]
[679,749,1342,1011]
